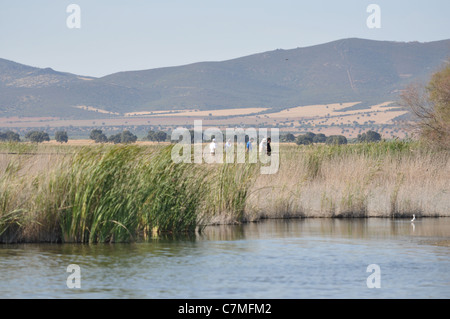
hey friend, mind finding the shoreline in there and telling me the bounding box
[2,216,449,245]
[1,141,449,243]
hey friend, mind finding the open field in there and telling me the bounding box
[42,140,169,146]
[73,105,120,115]
[264,102,361,118]
[0,141,448,243]
[0,101,410,140]
[125,107,268,117]
[124,110,188,116]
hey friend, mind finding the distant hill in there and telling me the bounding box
[0,38,449,118]
[0,58,145,117]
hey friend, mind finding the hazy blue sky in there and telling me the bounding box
[1,0,449,77]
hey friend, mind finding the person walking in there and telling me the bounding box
[266,137,272,156]
[259,138,267,155]
[210,138,217,156]
[225,139,232,153]
[246,138,253,152]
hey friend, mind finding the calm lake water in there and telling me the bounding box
[0,218,449,299]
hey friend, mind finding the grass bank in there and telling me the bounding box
[0,141,448,243]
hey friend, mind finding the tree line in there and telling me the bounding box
[1,128,384,145]
[89,129,169,143]
[0,129,172,144]
[0,130,67,143]
[291,130,381,145]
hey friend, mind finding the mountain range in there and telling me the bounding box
[0,38,449,118]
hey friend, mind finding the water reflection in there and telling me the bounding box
[200,218,450,241]
[0,218,449,298]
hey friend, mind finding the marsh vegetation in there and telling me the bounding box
[0,141,448,243]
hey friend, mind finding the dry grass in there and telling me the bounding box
[1,141,448,243]
[246,143,450,220]
[264,101,407,125]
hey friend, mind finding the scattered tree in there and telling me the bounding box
[108,133,122,144]
[357,130,381,143]
[55,131,68,143]
[304,132,316,140]
[121,130,138,143]
[325,135,347,145]
[284,133,296,142]
[296,133,315,145]
[312,133,327,143]
[147,130,156,141]
[106,130,138,144]
[25,131,50,143]
[89,129,107,143]
[155,131,167,142]
[0,130,20,142]
[147,130,167,142]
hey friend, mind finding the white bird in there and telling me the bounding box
[411,214,416,222]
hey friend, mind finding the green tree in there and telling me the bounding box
[325,135,347,145]
[147,130,167,142]
[155,131,167,142]
[312,133,327,143]
[283,133,296,142]
[304,132,316,140]
[108,133,122,144]
[0,130,20,142]
[402,64,450,148]
[121,130,138,143]
[357,130,381,143]
[90,129,107,143]
[55,131,68,143]
[25,131,50,143]
[147,130,156,141]
[296,134,313,145]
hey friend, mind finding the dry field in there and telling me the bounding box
[73,105,120,115]
[147,107,268,117]
[1,101,410,139]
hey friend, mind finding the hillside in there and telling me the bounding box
[0,58,144,117]
[0,38,449,118]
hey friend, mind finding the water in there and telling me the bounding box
[0,218,449,298]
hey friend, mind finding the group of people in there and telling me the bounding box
[209,137,271,156]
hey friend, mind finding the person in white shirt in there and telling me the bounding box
[225,139,232,152]
[210,138,217,156]
[259,138,267,154]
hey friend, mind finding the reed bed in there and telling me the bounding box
[248,141,449,220]
[0,141,448,243]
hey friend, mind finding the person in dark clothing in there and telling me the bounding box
[266,137,271,156]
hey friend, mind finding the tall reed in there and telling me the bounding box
[0,140,449,243]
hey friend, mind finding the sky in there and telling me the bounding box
[1,0,449,77]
